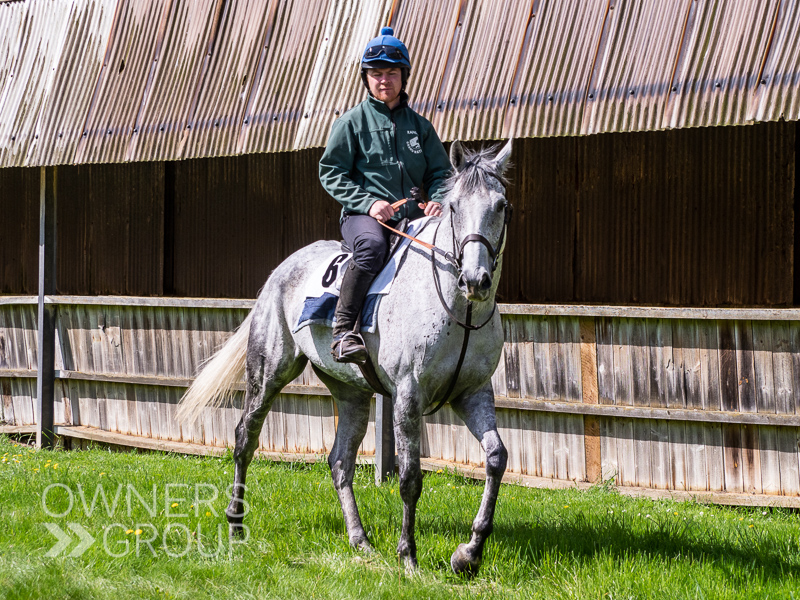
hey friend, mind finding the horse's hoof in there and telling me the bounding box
[351,537,375,554]
[402,555,419,573]
[451,543,481,577]
[228,522,245,540]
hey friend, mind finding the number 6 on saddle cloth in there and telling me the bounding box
[293,217,430,334]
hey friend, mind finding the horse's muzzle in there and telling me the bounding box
[458,268,493,302]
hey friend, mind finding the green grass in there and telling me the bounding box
[0,435,799,599]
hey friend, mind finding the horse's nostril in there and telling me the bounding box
[457,274,468,290]
[479,273,492,290]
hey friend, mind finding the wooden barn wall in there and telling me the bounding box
[0,121,796,305]
[5,300,800,501]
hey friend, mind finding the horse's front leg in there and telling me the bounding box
[393,389,423,571]
[449,383,508,576]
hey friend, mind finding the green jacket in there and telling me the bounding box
[319,93,451,223]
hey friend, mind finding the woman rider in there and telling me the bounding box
[319,27,451,364]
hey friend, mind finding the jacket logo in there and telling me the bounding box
[406,134,422,154]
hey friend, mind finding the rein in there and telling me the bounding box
[372,195,511,417]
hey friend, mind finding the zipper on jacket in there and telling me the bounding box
[390,111,408,218]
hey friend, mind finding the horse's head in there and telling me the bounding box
[444,139,513,302]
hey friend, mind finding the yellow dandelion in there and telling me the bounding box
[563,505,569,508]
[739,517,744,521]
[748,524,754,528]
[674,512,678,515]
[53,464,58,469]
[171,502,179,508]
[436,469,443,474]
[135,529,142,536]
[126,529,134,534]
[206,511,211,517]
[99,472,106,476]
[33,468,39,472]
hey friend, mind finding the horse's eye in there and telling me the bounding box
[495,201,506,213]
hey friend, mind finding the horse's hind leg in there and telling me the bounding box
[448,383,508,576]
[313,368,374,552]
[226,312,307,538]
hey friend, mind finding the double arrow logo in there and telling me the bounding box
[44,523,95,557]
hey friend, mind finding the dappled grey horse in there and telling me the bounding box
[177,140,513,575]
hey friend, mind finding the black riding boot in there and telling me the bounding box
[331,262,374,364]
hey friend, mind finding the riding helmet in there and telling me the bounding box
[360,27,411,91]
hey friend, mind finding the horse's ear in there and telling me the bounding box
[450,140,466,171]
[493,139,513,175]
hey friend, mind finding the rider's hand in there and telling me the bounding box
[420,202,442,217]
[369,200,396,223]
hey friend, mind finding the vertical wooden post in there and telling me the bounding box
[36,166,57,449]
[374,393,395,484]
[580,317,602,483]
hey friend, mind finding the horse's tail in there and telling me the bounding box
[176,312,253,425]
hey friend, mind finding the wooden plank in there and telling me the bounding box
[718,321,739,412]
[0,424,37,434]
[748,321,770,414]
[418,456,800,507]
[778,426,800,496]
[596,317,615,405]
[699,320,722,411]
[497,304,800,321]
[771,322,793,415]
[3,297,791,321]
[630,319,651,487]
[758,425,781,494]
[722,424,744,493]
[579,317,601,483]
[648,319,672,490]
[741,424,763,494]
[503,317,520,399]
[706,423,725,492]
[669,421,687,491]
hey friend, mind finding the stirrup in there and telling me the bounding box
[331,331,368,364]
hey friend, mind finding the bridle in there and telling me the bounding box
[376,186,513,416]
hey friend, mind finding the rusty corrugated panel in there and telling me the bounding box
[292,0,393,150]
[430,0,530,141]
[178,0,273,160]
[749,0,800,123]
[237,0,330,154]
[0,0,74,166]
[503,0,608,139]
[581,0,688,135]
[72,1,168,164]
[663,0,781,130]
[122,0,217,162]
[391,0,460,121]
[27,2,119,166]
[2,0,800,168]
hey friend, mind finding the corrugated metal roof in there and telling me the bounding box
[1,0,799,167]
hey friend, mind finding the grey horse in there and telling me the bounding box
[177,139,513,576]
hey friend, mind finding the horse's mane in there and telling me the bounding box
[440,144,510,206]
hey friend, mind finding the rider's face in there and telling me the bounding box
[366,68,402,107]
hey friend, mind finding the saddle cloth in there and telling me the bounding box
[293,217,431,334]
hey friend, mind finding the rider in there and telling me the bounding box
[319,27,451,364]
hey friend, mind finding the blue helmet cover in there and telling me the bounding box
[361,27,411,70]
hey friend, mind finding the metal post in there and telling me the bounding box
[374,393,395,484]
[36,166,57,449]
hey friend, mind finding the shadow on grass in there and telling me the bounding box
[485,507,800,582]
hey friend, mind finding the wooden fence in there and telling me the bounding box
[3,296,800,506]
